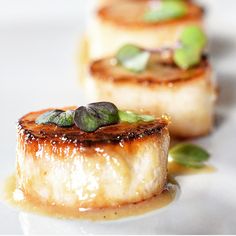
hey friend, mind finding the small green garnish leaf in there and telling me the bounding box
[144,0,187,22]
[118,111,140,123]
[174,26,207,69]
[74,106,100,132]
[169,143,210,168]
[36,109,74,127]
[53,110,74,127]
[122,51,150,72]
[116,44,150,73]
[180,25,207,50]
[74,102,119,132]
[138,114,156,122]
[174,46,200,70]
[89,102,119,125]
[36,110,64,125]
[116,44,142,63]
[118,110,155,123]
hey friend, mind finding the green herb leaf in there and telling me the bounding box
[36,110,64,125]
[88,102,119,125]
[118,110,155,123]
[116,44,142,63]
[144,0,187,22]
[180,25,207,50]
[36,109,74,127]
[122,51,150,72]
[74,106,101,132]
[53,110,74,127]
[173,26,207,69]
[169,143,210,168]
[116,44,150,73]
[118,110,140,123]
[174,46,201,69]
[74,102,119,132]
[138,114,156,122]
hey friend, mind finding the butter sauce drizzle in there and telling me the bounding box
[3,163,215,221]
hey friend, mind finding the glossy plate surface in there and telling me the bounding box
[0,0,236,234]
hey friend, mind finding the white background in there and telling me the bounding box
[0,0,236,234]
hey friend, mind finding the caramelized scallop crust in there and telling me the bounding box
[90,55,209,85]
[16,109,170,208]
[97,0,204,28]
[18,108,168,146]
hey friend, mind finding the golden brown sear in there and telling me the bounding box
[18,108,168,146]
[98,0,203,28]
[90,54,209,85]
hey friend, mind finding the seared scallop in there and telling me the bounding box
[16,108,169,209]
[88,0,204,59]
[86,54,217,138]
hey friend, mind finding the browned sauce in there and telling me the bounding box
[168,162,216,176]
[4,175,177,221]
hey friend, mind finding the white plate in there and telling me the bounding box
[0,0,236,234]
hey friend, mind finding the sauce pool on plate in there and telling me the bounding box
[3,163,215,221]
[4,175,178,221]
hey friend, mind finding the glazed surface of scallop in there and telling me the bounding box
[89,0,204,59]
[16,108,169,209]
[87,55,217,138]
